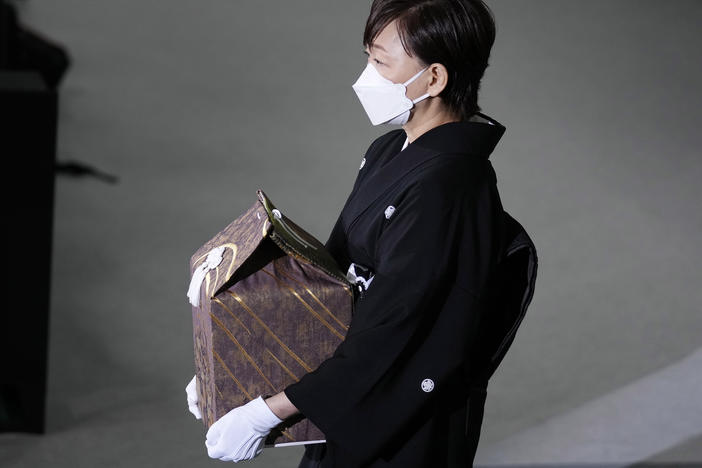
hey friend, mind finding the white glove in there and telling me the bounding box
[205,395,283,462]
[186,375,202,420]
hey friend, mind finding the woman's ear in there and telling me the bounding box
[426,63,450,97]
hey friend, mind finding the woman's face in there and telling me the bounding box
[363,19,429,100]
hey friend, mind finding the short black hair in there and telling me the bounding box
[363,0,497,121]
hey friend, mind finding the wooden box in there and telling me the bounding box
[188,189,353,446]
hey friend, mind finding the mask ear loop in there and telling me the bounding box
[412,92,431,104]
[403,66,429,86]
[403,66,431,104]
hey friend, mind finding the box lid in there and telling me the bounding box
[189,190,348,306]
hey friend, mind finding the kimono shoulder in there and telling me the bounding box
[365,128,405,163]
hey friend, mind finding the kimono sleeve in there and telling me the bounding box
[284,161,499,463]
[323,210,352,276]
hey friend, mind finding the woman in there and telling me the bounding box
[194,1,508,466]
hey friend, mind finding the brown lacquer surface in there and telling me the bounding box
[190,191,353,445]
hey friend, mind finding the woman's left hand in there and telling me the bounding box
[185,375,202,420]
[205,396,283,462]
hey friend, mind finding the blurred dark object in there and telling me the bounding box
[0,0,71,88]
[55,160,119,184]
[0,70,57,433]
[0,0,70,433]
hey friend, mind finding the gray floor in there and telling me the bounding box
[1,1,701,466]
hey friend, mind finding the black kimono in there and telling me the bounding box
[284,114,513,467]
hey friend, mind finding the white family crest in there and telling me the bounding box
[384,205,396,219]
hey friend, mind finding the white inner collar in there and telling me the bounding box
[400,115,495,153]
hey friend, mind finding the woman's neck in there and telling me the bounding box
[402,104,460,144]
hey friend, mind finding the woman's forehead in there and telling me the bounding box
[371,19,403,55]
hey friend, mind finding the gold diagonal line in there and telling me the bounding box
[281,429,295,441]
[212,297,252,335]
[260,268,345,340]
[213,348,252,400]
[224,291,313,373]
[221,243,239,284]
[214,382,224,400]
[275,267,349,332]
[265,348,299,382]
[209,312,277,392]
[211,267,219,298]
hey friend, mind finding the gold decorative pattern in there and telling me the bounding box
[265,348,299,382]
[212,349,252,400]
[209,312,276,392]
[220,243,240,288]
[225,291,314,373]
[212,297,252,335]
[261,268,345,340]
[194,243,240,299]
[214,382,225,400]
[275,267,349,332]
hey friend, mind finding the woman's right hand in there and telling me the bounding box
[186,375,202,420]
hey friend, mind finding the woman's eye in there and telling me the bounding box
[362,49,382,65]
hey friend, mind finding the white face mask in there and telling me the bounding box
[352,63,430,126]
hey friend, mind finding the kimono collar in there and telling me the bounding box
[409,112,506,158]
[342,113,505,231]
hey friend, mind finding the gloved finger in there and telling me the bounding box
[185,376,198,401]
[254,436,266,456]
[188,403,202,420]
[239,435,265,461]
[206,417,251,459]
[209,433,252,462]
[219,451,247,463]
[205,430,222,453]
[251,435,266,457]
[230,432,257,459]
[205,428,221,447]
[205,418,225,443]
[206,437,229,459]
